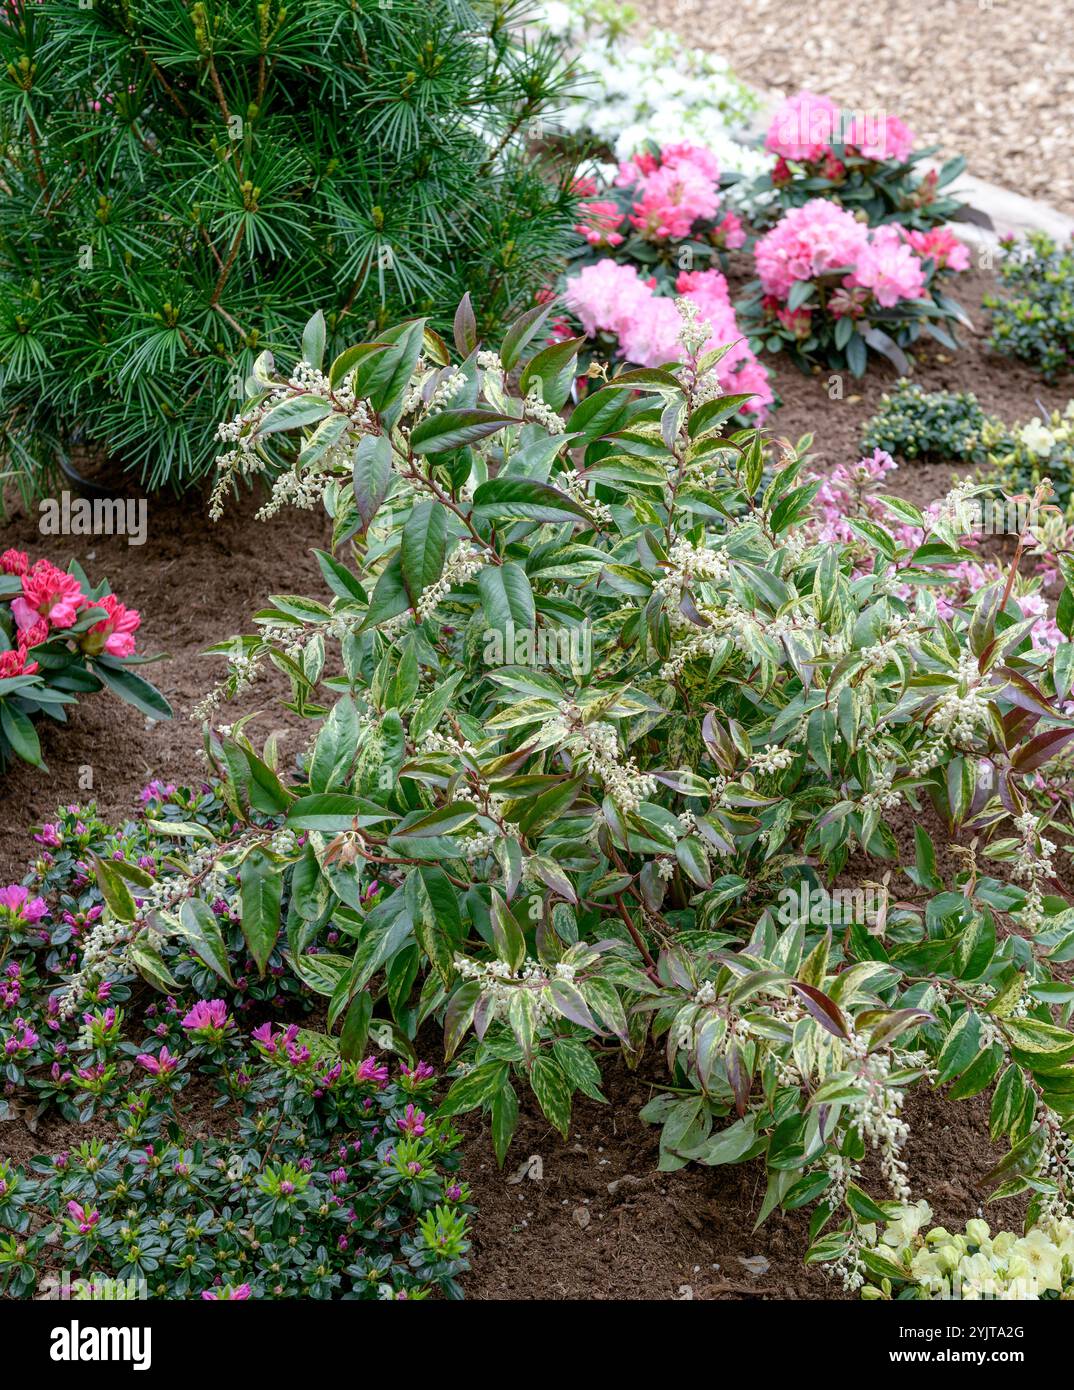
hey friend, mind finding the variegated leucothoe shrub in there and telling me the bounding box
[69,300,1074,1244]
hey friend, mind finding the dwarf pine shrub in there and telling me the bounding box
[0,0,578,492]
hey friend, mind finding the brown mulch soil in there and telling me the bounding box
[1,261,1072,1298]
[457,1056,1022,1300]
[636,0,1074,217]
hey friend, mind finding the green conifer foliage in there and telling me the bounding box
[0,0,578,491]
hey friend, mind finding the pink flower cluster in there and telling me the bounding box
[574,145,745,251]
[809,450,1062,651]
[766,91,915,165]
[565,261,772,416]
[755,200,967,314]
[0,883,48,925]
[755,200,870,298]
[901,226,971,273]
[1,549,141,661]
[616,143,723,240]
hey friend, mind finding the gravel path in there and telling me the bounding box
[636,0,1074,217]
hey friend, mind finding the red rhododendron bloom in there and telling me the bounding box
[0,647,38,679]
[11,560,83,633]
[0,549,29,576]
[78,593,141,658]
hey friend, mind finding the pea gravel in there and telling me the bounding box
[634,0,1074,216]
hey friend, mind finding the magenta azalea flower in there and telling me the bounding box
[66,1200,99,1234]
[397,1103,427,1137]
[356,1056,389,1085]
[136,1047,179,1077]
[201,1283,252,1301]
[182,999,230,1034]
[0,884,48,923]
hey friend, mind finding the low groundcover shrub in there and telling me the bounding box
[986,233,1074,381]
[0,789,472,1300]
[861,381,994,465]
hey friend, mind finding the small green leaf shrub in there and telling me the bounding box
[980,404,1074,517]
[0,1010,470,1299]
[0,552,170,772]
[0,0,579,491]
[46,301,1074,1247]
[985,233,1074,380]
[861,381,996,465]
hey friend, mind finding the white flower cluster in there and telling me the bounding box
[860,1205,1074,1300]
[211,361,371,522]
[659,593,814,681]
[1011,810,1058,933]
[545,705,656,813]
[843,1029,914,1203]
[676,296,711,358]
[523,388,566,435]
[653,538,729,622]
[859,762,902,814]
[930,650,990,743]
[537,1,773,198]
[560,469,613,528]
[416,543,486,620]
[453,954,579,1026]
[751,744,795,777]
[929,475,981,537]
[192,643,265,723]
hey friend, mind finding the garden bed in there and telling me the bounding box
[2,258,1072,1301]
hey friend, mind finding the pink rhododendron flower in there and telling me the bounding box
[847,112,915,163]
[10,560,84,632]
[575,199,625,248]
[0,549,28,576]
[901,225,971,272]
[78,592,141,657]
[755,200,870,299]
[711,210,746,250]
[766,91,840,161]
[201,1283,251,1300]
[0,647,38,679]
[564,261,772,417]
[614,143,722,242]
[846,223,926,306]
[629,161,720,240]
